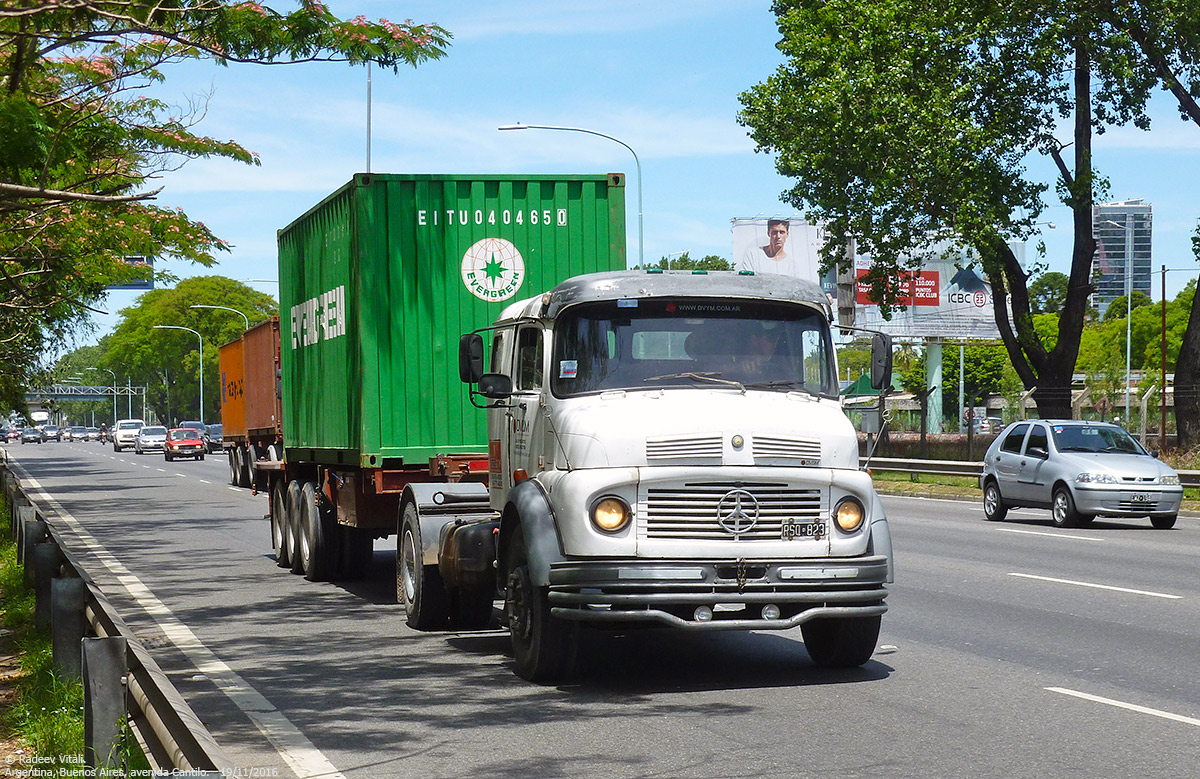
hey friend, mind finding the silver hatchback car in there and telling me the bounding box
[980,420,1183,529]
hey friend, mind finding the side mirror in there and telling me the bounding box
[1028,446,1048,459]
[478,373,513,399]
[870,332,893,391]
[459,333,485,384]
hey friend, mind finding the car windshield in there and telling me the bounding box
[169,429,198,440]
[549,298,837,398]
[1051,424,1146,455]
[141,426,166,436]
[118,422,141,429]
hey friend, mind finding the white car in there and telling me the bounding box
[112,419,145,452]
[135,425,168,454]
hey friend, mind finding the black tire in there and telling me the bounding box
[286,479,306,575]
[982,480,1008,522]
[504,525,578,682]
[301,481,337,582]
[228,449,239,486]
[165,453,172,462]
[199,453,205,461]
[398,501,451,630]
[338,525,374,580]
[1150,513,1177,529]
[801,615,881,668]
[452,583,497,630]
[1051,485,1083,528]
[271,479,290,568]
[236,445,252,488]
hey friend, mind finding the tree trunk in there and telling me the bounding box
[1175,283,1200,450]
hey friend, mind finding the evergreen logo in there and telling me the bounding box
[461,238,525,301]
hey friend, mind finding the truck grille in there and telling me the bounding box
[646,434,723,462]
[752,435,822,464]
[643,481,825,540]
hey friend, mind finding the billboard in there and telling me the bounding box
[731,217,836,300]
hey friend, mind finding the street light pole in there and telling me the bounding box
[499,123,643,267]
[189,304,251,330]
[153,325,204,423]
[1123,213,1133,422]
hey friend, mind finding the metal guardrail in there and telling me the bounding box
[861,456,1200,488]
[2,459,232,774]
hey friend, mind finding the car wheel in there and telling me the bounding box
[1150,513,1177,530]
[504,524,578,682]
[801,615,882,668]
[982,481,1008,522]
[1051,486,1083,528]
[398,501,451,630]
[165,453,172,462]
[199,453,205,461]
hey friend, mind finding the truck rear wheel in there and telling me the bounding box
[236,445,252,488]
[228,449,239,486]
[271,479,290,568]
[398,501,450,629]
[301,481,337,582]
[801,615,881,668]
[286,479,306,575]
[504,525,577,682]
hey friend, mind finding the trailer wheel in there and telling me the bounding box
[271,479,290,568]
[801,615,881,668]
[398,501,450,630]
[301,481,337,582]
[228,449,239,486]
[504,525,577,682]
[237,445,252,488]
[286,479,306,575]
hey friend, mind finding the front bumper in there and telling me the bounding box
[547,555,888,630]
[1073,485,1183,516]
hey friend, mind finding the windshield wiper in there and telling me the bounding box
[743,380,822,397]
[644,371,745,390]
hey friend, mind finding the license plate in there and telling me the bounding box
[781,520,826,540]
[1130,493,1151,503]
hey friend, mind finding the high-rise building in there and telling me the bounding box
[1092,199,1152,319]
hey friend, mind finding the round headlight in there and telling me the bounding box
[591,496,631,533]
[833,497,865,533]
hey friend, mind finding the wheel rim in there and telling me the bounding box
[984,486,998,516]
[1053,492,1067,523]
[506,567,533,643]
[401,529,418,605]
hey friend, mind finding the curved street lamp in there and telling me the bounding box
[190,304,251,330]
[153,325,204,423]
[499,123,643,267]
[85,367,118,423]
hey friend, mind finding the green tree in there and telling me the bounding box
[1102,290,1153,322]
[1,1,449,409]
[100,276,277,423]
[1029,271,1069,314]
[642,253,732,271]
[738,1,1200,422]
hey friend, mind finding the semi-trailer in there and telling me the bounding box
[232,171,896,682]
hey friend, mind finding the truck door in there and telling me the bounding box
[508,325,546,481]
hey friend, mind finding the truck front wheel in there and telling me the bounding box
[801,615,881,668]
[504,525,577,682]
[398,502,450,630]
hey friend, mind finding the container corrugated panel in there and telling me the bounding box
[218,337,245,440]
[278,173,627,467]
[242,317,282,436]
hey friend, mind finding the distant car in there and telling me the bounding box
[86,427,101,441]
[112,419,145,452]
[205,423,223,453]
[134,426,168,454]
[67,425,88,441]
[20,427,42,444]
[981,420,1184,529]
[6,428,19,442]
[42,424,61,442]
[164,428,206,461]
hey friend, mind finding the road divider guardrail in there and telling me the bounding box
[860,456,1200,489]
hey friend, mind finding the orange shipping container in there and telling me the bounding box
[218,336,246,440]
[243,317,282,437]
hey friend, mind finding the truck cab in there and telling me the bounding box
[435,269,894,681]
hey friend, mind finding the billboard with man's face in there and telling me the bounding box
[731,218,835,300]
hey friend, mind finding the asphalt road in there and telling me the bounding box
[7,441,1200,778]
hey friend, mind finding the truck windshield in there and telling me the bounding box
[550,298,837,398]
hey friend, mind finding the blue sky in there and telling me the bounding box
[84,0,1200,342]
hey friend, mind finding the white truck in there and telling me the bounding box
[399,269,894,681]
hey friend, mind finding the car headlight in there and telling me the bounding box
[1076,472,1118,484]
[1161,474,1180,485]
[832,497,866,533]
[590,496,631,533]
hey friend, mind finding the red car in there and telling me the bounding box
[164,428,206,461]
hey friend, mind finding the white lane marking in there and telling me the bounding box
[199,480,210,485]
[1047,687,1200,728]
[228,486,242,492]
[156,468,166,473]
[13,463,345,779]
[995,527,1105,542]
[1009,573,1182,600]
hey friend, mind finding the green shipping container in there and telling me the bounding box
[277,173,627,468]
